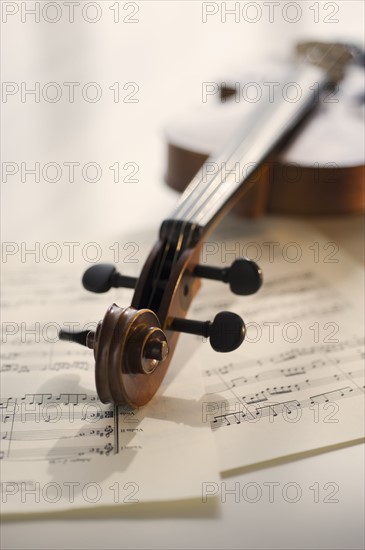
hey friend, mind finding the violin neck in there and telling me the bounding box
[160,62,329,247]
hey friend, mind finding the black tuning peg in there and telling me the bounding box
[59,327,168,362]
[193,258,262,295]
[170,311,245,353]
[82,264,137,293]
[59,329,93,347]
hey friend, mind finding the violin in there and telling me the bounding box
[165,44,364,217]
[59,42,362,408]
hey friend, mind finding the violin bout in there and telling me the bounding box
[165,67,365,217]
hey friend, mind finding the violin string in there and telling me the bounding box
[147,216,186,310]
[172,129,244,222]
[147,45,348,313]
[174,98,281,225]
[185,125,262,223]
[172,96,282,224]
[175,95,297,224]
[148,43,349,310]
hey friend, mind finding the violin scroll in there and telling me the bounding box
[59,250,257,406]
[60,304,169,407]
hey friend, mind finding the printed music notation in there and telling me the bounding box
[0,392,118,462]
[1,223,364,510]
[1,258,220,513]
[1,425,114,441]
[0,443,114,461]
[204,338,364,393]
[0,359,90,374]
[202,334,364,470]
[193,270,351,324]
[190,227,365,471]
[211,386,362,428]
[202,336,364,434]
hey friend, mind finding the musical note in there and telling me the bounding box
[255,403,279,418]
[218,365,231,375]
[205,274,364,443]
[211,387,362,430]
[213,414,231,426]
[2,444,115,461]
[0,426,114,442]
[281,366,306,377]
[281,400,301,415]
[55,393,88,406]
[0,397,16,409]
[268,386,294,396]
[21,394,52,405]
[230,376,248,387]
[243,392,268,405]
[309,387,353,405]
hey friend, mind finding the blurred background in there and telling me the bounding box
[2,0,364,246]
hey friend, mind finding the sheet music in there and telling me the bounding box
[0,257,219,514]
[190,220,364,472]
[1,220,364,513]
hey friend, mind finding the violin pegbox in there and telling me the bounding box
[58,251,262,407]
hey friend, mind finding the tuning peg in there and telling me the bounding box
[170,311,245,352]
[59,329,94,348]
[59,317,168,363]
[193,258,262,295]
[82,264,137,293]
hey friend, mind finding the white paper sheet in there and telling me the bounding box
[1,219,364,514]
[0,256,219,514]
[190,220,364,472]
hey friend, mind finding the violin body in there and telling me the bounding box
[164,61,365,216]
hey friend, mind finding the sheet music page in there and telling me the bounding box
[0,252,220,514]
[1,219,364,514]
[190,219,364,473]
